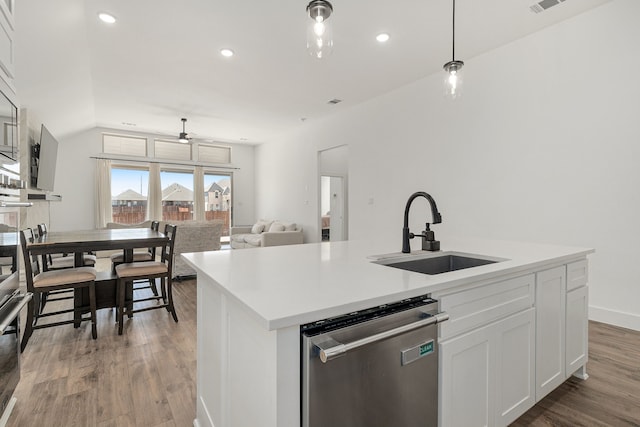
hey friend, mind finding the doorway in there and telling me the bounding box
[319,146,348,242]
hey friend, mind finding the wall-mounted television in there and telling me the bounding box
[33,124,59,191]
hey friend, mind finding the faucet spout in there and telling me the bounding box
[402,191,442,253]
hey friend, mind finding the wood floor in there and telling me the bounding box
[7,278,640,427]
[7,280,197,427]
[513,321,640,426]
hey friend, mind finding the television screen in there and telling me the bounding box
[36,124,59,191]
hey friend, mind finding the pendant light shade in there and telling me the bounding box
[306,0,334,59]
[443,0,464,99]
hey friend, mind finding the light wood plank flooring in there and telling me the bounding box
[513,321,640,426]
[7,280,196,427]
[7,278,640,426]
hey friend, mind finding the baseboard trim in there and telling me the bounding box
[589,305,640,331]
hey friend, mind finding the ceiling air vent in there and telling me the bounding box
[327,98,342,105]
[528,0,565,14]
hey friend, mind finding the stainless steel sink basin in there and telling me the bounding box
[372,252,505,275]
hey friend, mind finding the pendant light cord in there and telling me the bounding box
[452,0,456,61]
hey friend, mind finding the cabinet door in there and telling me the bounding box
[494,308,535,427]
[535,266,566,401]
[440,326,493,427]
[566,286,588,376]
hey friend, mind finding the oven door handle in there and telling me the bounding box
[317,312,449,363]
[0,201,33,208]
[0,293,33,334]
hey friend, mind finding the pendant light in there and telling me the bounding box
[443,0,464,99]
[306,0,334,59]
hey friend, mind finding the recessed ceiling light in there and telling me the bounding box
[220,48,234,57]
[376,33,390,43]
[98,12,117,24]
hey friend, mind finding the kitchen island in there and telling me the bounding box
[182,237,593,427]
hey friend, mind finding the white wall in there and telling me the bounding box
[255,0,640,330]
[51,127,255,231]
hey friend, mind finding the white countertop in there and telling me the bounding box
[181,237,593,331]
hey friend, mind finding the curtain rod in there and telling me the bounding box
[90,155,240,170]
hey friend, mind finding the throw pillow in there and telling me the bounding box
[258,219,273,230]
[268,222,286,232]
[251,223,265,234]
[283,222,297,231]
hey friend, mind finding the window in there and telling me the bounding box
[103,134,147,157]
[111,166,149,224]
[199,144,231,164]
[161,169,193,221]
[204,172,232,238]
[155,139,191,161]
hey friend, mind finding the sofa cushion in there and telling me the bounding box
[257,219,274,230]
[251,223,265,234]
[243,234,263,247]
[230,234,247,243]
[268,222,286,232]
[283,222,297,231]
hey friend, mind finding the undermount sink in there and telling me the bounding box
[372,252,505,275]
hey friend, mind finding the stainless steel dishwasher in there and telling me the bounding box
[301,294,449,427]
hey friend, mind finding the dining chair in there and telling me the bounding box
[35,223,97,315]
[110,220,160,296]
[19,228,98,352]
[115,224,178,335]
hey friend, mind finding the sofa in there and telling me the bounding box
[230,220,303,249]
[103,219,224,278]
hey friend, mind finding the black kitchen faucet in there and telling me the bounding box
[402,191,442,253]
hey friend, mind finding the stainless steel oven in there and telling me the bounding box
[301,295,449,427]
[0,165,31,424]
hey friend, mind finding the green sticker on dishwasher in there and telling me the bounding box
[420,341,434,356]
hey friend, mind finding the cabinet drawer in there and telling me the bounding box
[567,260,588,292]
[439,274,535,341]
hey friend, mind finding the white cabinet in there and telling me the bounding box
[439,259,590,427]
[494,309,536,426]
[440,308,535,427]
[440,322,493,427]
[566,260,589,378]
[535,265,567,401]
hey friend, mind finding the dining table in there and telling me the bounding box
[26,228,168,312]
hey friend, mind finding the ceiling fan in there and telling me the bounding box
[178,117,191,143]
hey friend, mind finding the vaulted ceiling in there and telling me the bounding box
[14,0,610,144]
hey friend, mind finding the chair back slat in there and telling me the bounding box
[19,229,40,292]
[160,224,177,277]
[149,220,160,259]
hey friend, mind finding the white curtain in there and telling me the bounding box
[194,166,205,221]
[147,163,162,221]
[95,159,112,228]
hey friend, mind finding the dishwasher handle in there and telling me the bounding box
[0,292,32,334]
[318,312,449,363]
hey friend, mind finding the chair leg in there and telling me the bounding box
[118,279,125,335]
[32,293,41,325]
[167,278,178,323]
[160,277,168,306]
[20,299,35,353]
[89,283,97,339]
[149,278,159,296]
